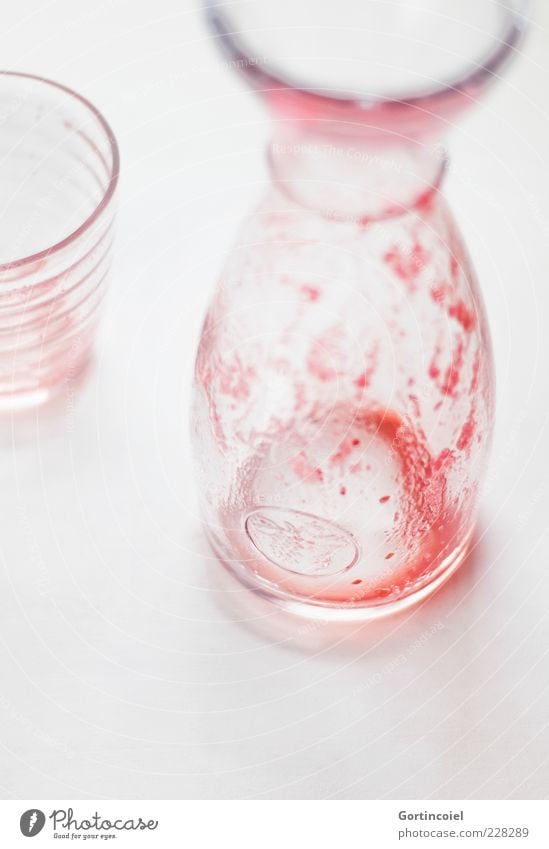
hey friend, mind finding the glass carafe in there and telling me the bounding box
[192,0,527,618]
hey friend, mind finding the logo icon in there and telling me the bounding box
[20,810,46,837]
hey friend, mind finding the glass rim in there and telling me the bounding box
[204,0,529,110]
[0,70,120,273]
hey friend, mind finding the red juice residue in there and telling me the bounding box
[220,400,471,606]
[292,451,324,483]
[384,242,429,292]
[407,394,421,420]
[449,299,476,333]
[301,285,321,301]
[429,326,472,400]
[469,348,481,393]
[354,344,378,394]
[307,328,346,381]
[457,408,476,453]
[434,447,454,471]
[441,336,465,397]
[429,343,442,381]
[218,354,256,400]
[450,253,460,282]
[331,435,359,465]
[431,283,446,304]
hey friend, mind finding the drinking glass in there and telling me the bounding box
[0,72,119,409]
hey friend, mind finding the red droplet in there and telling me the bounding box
[385,552,395,560]
[431,284,446,304]
[340,486,347,495]
[301,285,320,302]
[441,337,465,397]
[379,495,391,504]
[331,437,355,464]
[434,448,454,470]
[457,411,475,452]
[448,299,475,333]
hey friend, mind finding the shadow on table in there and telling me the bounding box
[206,524,490,659]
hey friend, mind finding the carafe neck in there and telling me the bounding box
[269,125,446,223]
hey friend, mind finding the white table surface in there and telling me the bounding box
[0,0,548,800]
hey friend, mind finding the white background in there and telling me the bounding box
[0,0,548,800]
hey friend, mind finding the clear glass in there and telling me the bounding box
[0,72,119,409]
[192,0,528,619]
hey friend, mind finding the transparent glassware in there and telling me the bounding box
[0,72,118,409]
[192,1,527,618]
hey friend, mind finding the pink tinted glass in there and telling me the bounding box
[0,72,118,409]
[192,1,527,619]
